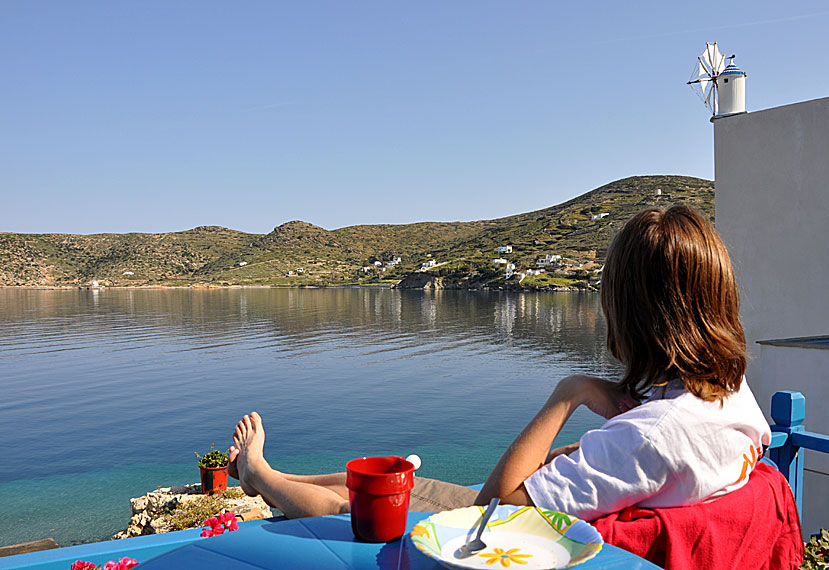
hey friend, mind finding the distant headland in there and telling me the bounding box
[0,175,713,290]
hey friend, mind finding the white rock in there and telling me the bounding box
[130,496,148,514]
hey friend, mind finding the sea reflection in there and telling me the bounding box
[0,288,622,487]
[0,288,611,362]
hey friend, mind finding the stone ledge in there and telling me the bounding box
[0,538,60,558]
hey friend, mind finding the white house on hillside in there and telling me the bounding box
[420,259,437,270]
[497,246,513,254]
[536,254,561,267]
[492,258,508,265]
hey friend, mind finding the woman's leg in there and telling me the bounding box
[229,451,350,502]
[230,444,477,515]
[228,412,480,517]
[230,412,350,518]
[279,472,349,500]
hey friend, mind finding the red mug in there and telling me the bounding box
[346,456,415,542]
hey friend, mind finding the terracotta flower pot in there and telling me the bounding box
[199,465,229,495]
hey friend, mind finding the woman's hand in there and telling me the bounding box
[545,442,580,463]
[553,374,639,419]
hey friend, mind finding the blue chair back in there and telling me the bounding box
[765,390,829,517]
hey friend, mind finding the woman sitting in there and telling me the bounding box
[228,205,801,567]
[475,204,770,518]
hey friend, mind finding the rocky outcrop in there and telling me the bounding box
[394,273,447,289]
[113,484,273,539]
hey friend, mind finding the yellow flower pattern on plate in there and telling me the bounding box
[479,547,533,567]
[411,525,430,539]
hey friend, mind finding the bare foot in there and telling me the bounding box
[233,412,271,498]
[228,446,240,479]
[228,445,259,498]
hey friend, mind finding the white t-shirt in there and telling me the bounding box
[523,378,771,520]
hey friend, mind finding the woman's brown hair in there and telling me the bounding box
[601,205,745,401]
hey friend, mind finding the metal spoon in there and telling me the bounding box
[456,497,500,558]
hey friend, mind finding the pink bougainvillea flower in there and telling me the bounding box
[201,515,227,537]
[201,513,238,537]
[70,561,98,570]
[116,557,139,569]
[219,512,239,532]
[102,558,139,570]
[200,526,224,537]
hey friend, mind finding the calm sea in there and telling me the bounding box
[0,288,622,547]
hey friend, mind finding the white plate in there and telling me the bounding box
[409,505,603,569]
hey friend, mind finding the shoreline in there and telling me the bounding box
[0,283,396,290]
[0,283,597,292]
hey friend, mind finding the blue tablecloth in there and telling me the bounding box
[137,513,660,569]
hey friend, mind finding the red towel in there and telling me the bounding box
[590,462,803,569]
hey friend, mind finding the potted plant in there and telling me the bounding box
[196,444,229,495]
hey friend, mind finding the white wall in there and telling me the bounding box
[714,97,829,535]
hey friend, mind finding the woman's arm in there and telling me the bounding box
[475,374,637,506]
[546,442,580,463]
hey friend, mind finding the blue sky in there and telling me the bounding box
[2,1,827,235]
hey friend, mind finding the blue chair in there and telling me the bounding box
[764,390,829,518]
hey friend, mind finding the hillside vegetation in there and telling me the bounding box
[0,175,713,289]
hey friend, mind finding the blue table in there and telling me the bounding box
[137,513,660,569]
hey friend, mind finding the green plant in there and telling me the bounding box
[195,444,228,468]
[522,273,576,287]
[164,495,232,531]
[223,487,244,500]
[802,529,829,569]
